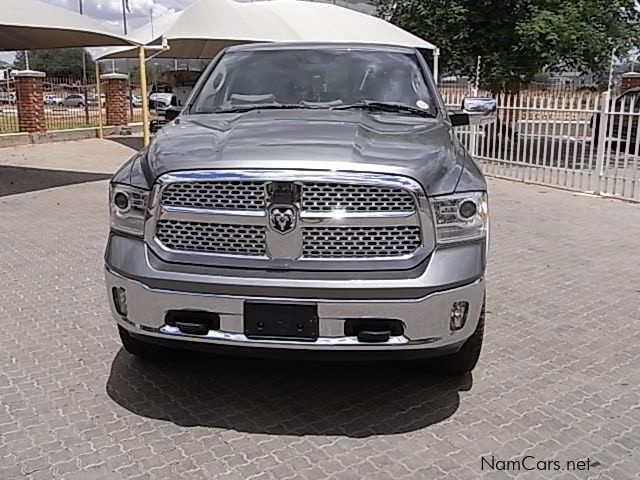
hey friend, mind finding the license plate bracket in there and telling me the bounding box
[244,302,318,341]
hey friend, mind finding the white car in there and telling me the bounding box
[44,95,64,106]
[0,92,16,104]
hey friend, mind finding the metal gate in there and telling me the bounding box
[440,87,640,202]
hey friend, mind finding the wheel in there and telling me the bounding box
[428,299,485,375]
[77,102,84,108]
[118,325,171,359]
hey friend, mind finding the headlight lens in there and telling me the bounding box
[109,184,150,237]
[430,191,488,244]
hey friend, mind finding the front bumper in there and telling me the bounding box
[105,235,486,355]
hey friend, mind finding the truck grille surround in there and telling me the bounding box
[145,171,435,271]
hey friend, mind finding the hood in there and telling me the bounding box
[141,109,476,196]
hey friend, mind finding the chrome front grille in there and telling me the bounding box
[148,170,434,271]
[156,220,266,255]
[302,226,422,257]
[301,183,414,212]
[162,181,265,210]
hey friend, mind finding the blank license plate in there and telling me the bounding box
[244,302,318,341]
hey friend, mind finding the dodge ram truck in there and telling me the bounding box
[105,42,495,375]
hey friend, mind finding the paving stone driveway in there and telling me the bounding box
[0,144,639,479]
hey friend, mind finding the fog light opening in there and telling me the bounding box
[450,301,469,330]
[112,287,128,317]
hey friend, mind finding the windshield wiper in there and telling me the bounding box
[331,101,434,118]
[208,104,319,114]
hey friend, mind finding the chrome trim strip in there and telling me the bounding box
[159,326,412,345]
[156,170,425,190]
[299,210,418,227]
[160,206,268,225]
[145,170,436,271]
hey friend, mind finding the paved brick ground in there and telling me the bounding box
[0,144,639,479]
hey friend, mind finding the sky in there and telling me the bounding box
[1,0,373,64]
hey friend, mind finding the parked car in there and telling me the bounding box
[62,94,86,108]
[44,94,64,106]
[148,92,175,111]
[63,93,105,108]
[148,92,177,132]
[0,92,16,104]
[106,43,495,375]
[591,87,640,147]
[87,94,105,107]
[128,94,142,108]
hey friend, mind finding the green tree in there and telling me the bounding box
[13,48,95,79]
[377,0,640,91]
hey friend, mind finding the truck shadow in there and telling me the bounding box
[0,166,110,197]
[106,349,471,437]
[105,136,145,151]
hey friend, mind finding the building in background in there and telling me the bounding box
[0,60,12,81]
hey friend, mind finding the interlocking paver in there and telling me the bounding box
[1,139,639,479]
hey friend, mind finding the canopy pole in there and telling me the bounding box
[433,48,440,86]
[95,61,103,140]
[139,46,150,146]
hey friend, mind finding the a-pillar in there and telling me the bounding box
[14,70,46,133]
[101,73,129,126]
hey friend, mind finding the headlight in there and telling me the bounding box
[109,184,150,237]
[430,191,488,244]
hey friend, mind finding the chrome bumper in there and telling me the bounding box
[106,267,485,352]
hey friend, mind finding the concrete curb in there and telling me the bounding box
[0,124,144,148]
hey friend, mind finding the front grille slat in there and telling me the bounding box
[302,183,415,212]
[156,219,266,255]
[162,181,265,210]
[302,226,421,258]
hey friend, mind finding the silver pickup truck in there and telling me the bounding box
[105,42,495,375]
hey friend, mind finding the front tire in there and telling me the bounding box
[428,300,485,375]
[118,325,171,359]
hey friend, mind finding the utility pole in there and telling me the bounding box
[78,0,89,124]
[150,7,154,38]
[78,0,87,82]
[121,0,129,35]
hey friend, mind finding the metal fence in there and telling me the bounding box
[440,87,640,202]
[43,77,106,131]
[0,76,145,134]
[0,77,17,134]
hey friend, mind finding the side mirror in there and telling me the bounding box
[164,106,181,121]
[449,97,497,127]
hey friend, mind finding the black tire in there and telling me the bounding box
[428,300,485,376]
[77,102,84,108]
[118,325,171,359]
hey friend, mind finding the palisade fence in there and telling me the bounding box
[43,77,106,132]
[439,85,640,202]
[0,77,18,134]
[0,76,144,134]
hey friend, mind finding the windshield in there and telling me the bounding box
[190,48,436,115]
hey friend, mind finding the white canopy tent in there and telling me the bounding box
[0,0,134,50]
[97,0,437,61]
[90,11,182,62]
